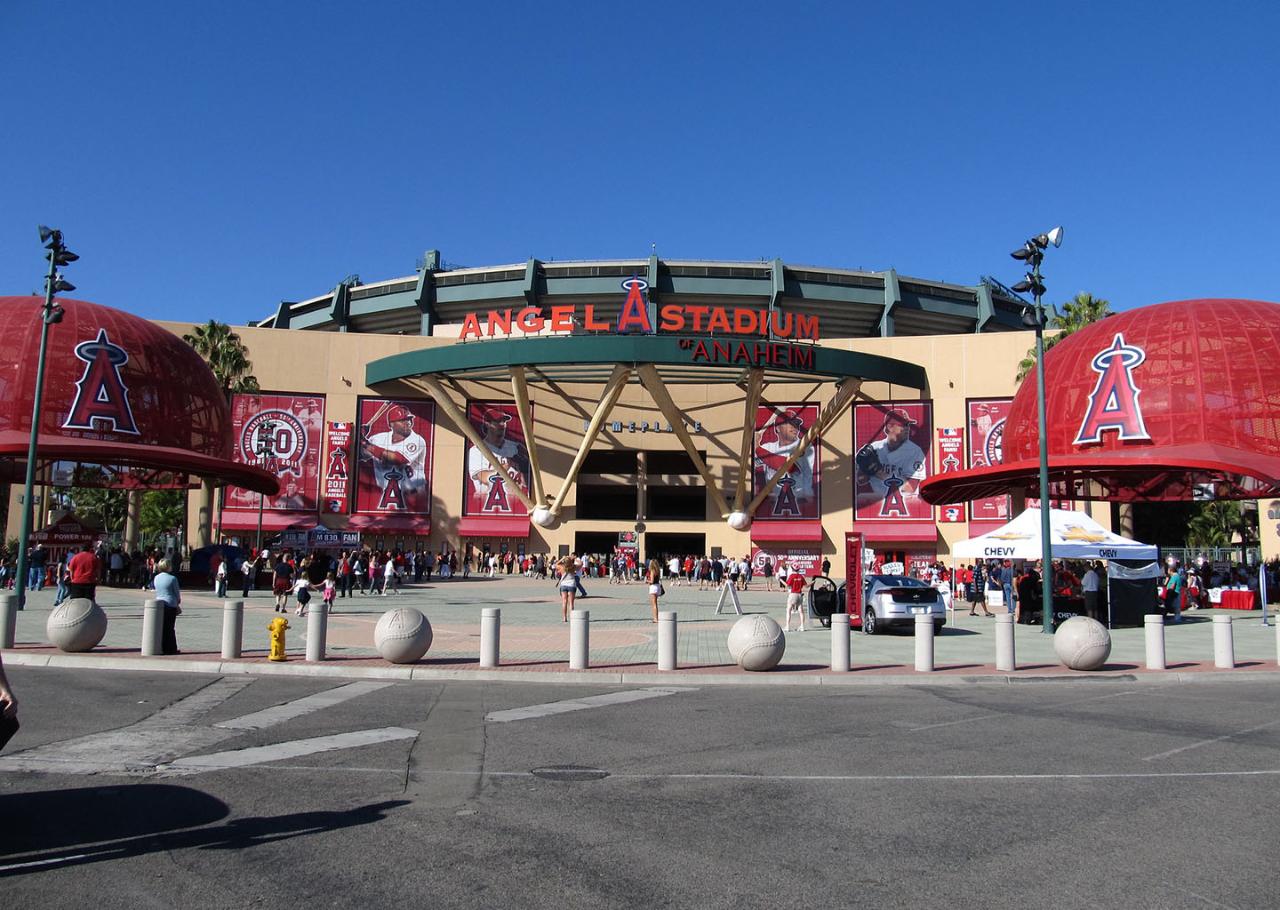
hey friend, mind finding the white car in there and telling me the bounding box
[861,574,947,635]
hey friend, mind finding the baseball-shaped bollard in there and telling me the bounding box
[374,608,433,664]
[47,597,108,652]
[1053,616,1112,670]
[726,614,785,671]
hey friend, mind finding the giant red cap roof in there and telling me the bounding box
[0,296,277,492]
[922,298,1280,503]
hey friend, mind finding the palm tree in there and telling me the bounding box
[139,490,186,544]
[1016,292,1114,383]
[182,321,261,545]
[1185,501,1245,549]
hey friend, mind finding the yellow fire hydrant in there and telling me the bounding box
[268,615,290,661]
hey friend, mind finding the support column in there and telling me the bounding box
[195,479,214,549]
[124,490,142,552]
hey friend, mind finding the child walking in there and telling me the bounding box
[322,572,337,613]
[292,576,315,616]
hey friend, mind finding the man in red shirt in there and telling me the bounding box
[67,543,100,601]
[784,570,809,632]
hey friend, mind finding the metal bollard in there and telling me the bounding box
[0,594,16,649]
[141,599,163,656]
[569,609,590,669]
[221,600,244,659]
[1212,614,1234,669]
[306,602,328,662]
[480,607,501,668]
[1144,614,1166,670]
[995,613,1016,672]
[914,613,934,672]
[658,611,677,670]
[830,613,850,672]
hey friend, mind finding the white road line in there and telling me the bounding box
[485,687,697,723]
[433,768,1280,783]
[1142,718,1280,762]
[216,681,395,730]
[0,853,95,873]
[158,726,420,774]
[142,677,257,726]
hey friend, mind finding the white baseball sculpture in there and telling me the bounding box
[374,608,434,663]
[531,507,555,528]
[47,597,108,652]
[727,511,752,531]
[1053,616,1112,670]
[727,614,786,671]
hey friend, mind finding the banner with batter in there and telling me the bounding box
[354,398,435,514]
[462,402,531,516]
[323,422,352,514]
[227,394,325,511]
[853,401,933,522]
[752,403,821,520]
[967,398,1011,522]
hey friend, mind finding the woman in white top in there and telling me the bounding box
[383,557,400,595]
[646,559,664,623]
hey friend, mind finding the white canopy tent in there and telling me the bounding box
[953,507,1157,561]
[952,508,1159,627]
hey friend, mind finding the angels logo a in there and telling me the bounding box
[616,278,653,334]
[1074,333,1152,445]
[62,329,140,435]
[880,477,909,517]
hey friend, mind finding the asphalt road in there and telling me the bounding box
[2,666,1278,909]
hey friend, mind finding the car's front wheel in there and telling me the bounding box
[863,607,878,635]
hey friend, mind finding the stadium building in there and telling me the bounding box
[151,251,1099,574]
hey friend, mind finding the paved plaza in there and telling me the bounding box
[5,574,1279,683]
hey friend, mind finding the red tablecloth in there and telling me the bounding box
[1219,589,1257,611]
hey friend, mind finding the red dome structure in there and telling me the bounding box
[922,298,1280,504]
[0,296,276,492]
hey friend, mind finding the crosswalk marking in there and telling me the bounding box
[216,681,395,730]
[159,727,419,774]
[485,687,696,723]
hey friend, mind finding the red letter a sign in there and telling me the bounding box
[1074,333,1151,445]
[63,329,140,435]
[616,278,653,334]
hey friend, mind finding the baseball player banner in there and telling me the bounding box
[355,398,435,514]
[226,393,325,511]
[463,402,532,517]
[752,403,821,520]
[854,401,933,522]
[967,398,1011,523]
[323,422,352,514]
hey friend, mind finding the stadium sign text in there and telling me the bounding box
[679,338,815,371]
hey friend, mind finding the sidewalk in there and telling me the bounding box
[5,575,1279,686]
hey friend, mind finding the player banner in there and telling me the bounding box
[323,422,352,514]
[936,427,965,523]
[463,402,531,517]
[355,398,435,514]
[854,401,933,521]
[752,403,820,520]
[227,394,325,511]
[967,398,1011,523]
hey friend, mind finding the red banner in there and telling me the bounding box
[752,403,820,520]
[463,402,531,517]
[323,422,352,513]
[937,427,965,522]
[967,398,1011,522]
[226,394,325,512]
[853,401,933,522]
[354,398,435,515]
[751,546,823,577]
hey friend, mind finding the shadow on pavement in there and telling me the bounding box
[0,784,408,875]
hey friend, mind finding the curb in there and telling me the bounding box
[5,650,1279,688]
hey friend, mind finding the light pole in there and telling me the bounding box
[1012,226,1063,635]
[14,227,77,610]
[254,420,278,555]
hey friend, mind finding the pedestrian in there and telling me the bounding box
[52,556,70,607]
[322,571,337,613]
[0,650,19,740]
[241,553,258,598]
[66,542,100,602]
[1082,562,1102,621]
[292,575,315,616]
[153,559,183,655]
[272,557,294,613]
[646,558,664,623]
[558,555,579,621]
[352,552,367,594]
[784,570,808,632]
[382,555,400,595]
[215,557,228,599]
[821,556,831,576]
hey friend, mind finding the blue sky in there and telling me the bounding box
[2,1,1276,325]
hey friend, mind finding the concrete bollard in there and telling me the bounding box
[480,607,501,668]
[306,602,328,662]
[830,613,850,672]
[221,600,244,659]
[1212,614,1234,669]
[0,594,16,649]
[1276,620,1280,667]
[995,613,1016,672]
[914,613,934,672]
[658,611,677,670]
[1144,614,1166,670]
[569,609,590,670]
[141,599,163,656]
